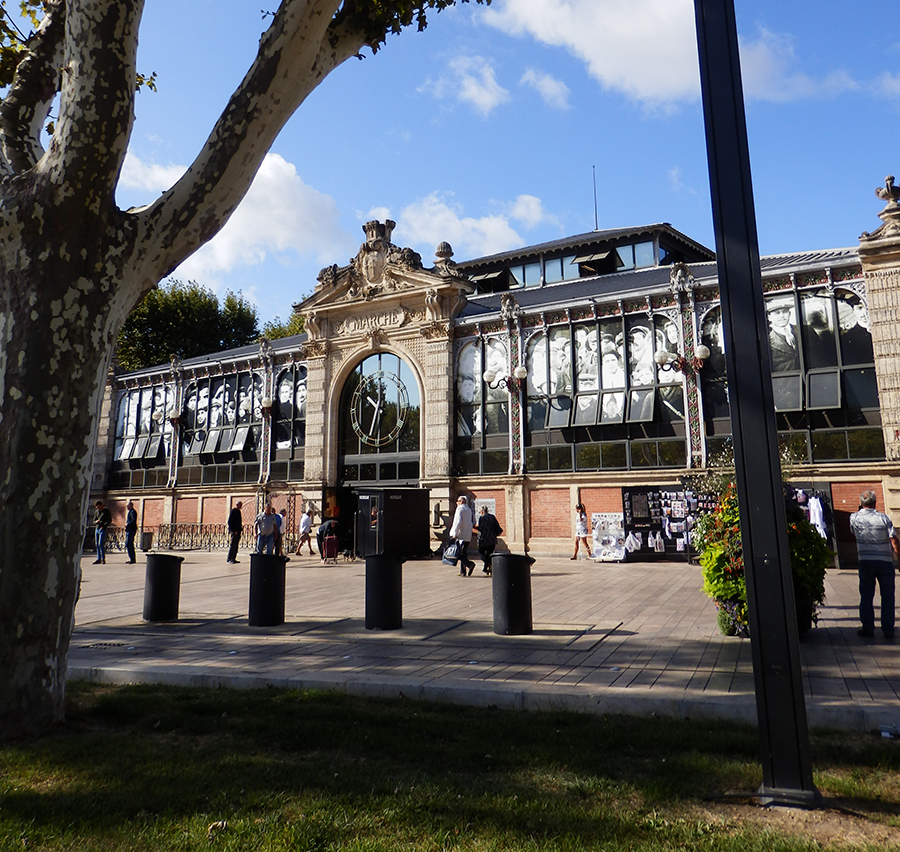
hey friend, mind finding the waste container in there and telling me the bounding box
[491,553,534,635]
[140,531,153,552]
[249,553,286,627]
[142,553,184,622]
[365,555,403,630]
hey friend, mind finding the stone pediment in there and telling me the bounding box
[295,220,474,343]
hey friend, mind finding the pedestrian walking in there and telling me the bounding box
[92,500,111,564]
[296,509,315,555]
[572,502,591,560]
[449,495,476,576]
[475,504,502,575]
[124,500,138,563]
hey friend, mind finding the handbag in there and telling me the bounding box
[441,540,460,566]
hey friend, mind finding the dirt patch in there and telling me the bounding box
[692,797,900,848]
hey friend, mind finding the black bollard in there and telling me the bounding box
[248,553,286,627]
[491,553,534,635]
[365,555,403,630]
[142,553,184,622]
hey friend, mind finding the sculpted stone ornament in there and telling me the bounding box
[432,240,468,282]
[425,288,442,322]
[669,262,695,294]
[258,337,273,363]
[500,293,522,321]
[862,174,900,241]
[305,311,322,339]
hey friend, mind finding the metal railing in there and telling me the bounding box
[84,524,300,553]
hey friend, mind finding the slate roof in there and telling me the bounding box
[457,247,862,323]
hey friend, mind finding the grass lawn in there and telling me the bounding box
[1,682,899,850]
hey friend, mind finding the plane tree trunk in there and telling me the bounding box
[0,0,386,739]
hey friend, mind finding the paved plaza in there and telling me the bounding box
[70,550,900,732]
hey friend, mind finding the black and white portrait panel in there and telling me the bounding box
[836,291,874,366]
[765,294,800,373]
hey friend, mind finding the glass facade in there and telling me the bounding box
[700,287,884,463]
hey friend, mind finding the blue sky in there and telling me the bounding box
[114,1,900,325]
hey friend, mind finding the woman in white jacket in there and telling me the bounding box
[450,495,476,577]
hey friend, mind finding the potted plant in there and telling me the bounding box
[690,447,831,638]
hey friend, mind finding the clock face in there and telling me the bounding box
[350,370,409,447]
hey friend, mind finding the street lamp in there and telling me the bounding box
[654,344,710,375]
[483,364,528,392]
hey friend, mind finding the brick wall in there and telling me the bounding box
[831,481,884,542]
[470,490,506,528]
[175,496,198,524]
[142,498,165,529]
[201,496,227,525]
[529,489,570,538]
[580,487,623,514]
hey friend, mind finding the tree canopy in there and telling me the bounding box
[261,312,305,341]
[115,280,260,371]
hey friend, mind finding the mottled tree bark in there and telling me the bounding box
[0,0,373,739]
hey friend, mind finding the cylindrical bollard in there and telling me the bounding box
[365,555,403,630]
[249,553,286,627]
[142,553,184,622]
[492,553,534,635]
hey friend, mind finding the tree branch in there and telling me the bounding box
[130,0,363,280]
[0,0,65,176]
[38,0,142,210]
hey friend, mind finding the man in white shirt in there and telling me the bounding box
[850,490,900,639]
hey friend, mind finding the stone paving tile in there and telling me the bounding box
[68,553,900,732]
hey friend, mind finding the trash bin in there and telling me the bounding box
[365,555,404,630]
[492,553,534,635]
[140,531,153,552]
[142,553,184,622]
[249,553,286,627]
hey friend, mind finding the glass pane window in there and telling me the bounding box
[615,244,635,271]
[634,241,654,269]
[524,261,541,286]
[800,292,837,369]
[545,257,564,284]
[563,254,580,280]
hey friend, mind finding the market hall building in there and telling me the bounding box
[90,189,900,568]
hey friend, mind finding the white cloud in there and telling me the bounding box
[119,154,185,194]
[506,194,559,229]
[156,154,357,291]
[739,28,858,102]
[391,192,559,260]
[482,0,861,108]
[520,68,571,110]
[419,56,511,116]
[483,0,700,108]
[874,72,900,98]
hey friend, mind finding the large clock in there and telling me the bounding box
[350,370,409,447]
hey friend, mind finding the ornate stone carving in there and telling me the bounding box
[258,337,273,363]
[420,321,453,340]
[305,311,322,339]
[425,288,441,322]
[304,340,329,359]
[365,328,388,350]
[669,262,695,295]
[335,306,416,336]
[861,175,900,241]
[500,293,522,321]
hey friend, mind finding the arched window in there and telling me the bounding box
[338,353,421,486]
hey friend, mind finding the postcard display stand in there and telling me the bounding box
[621,487,716,562]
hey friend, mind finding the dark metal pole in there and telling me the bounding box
[693,0,820,805]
